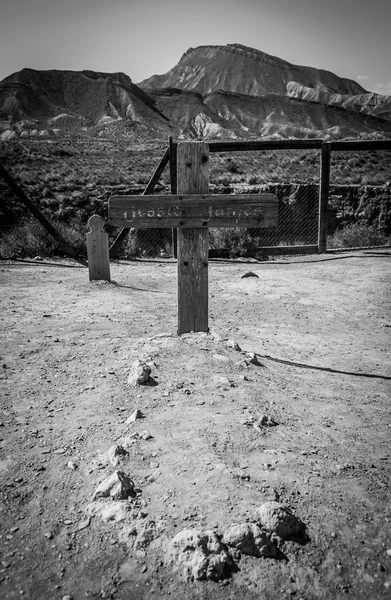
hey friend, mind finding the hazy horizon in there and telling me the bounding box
[1,0,390,96]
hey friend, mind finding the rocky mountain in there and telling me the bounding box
[139,44,391,139]
[0,68,172,140]
[139,43,367,97]
[1,44,391,141]
[286,81,391,120]
[144,88,240,139]
[203,90,391,140]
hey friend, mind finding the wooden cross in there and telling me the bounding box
[107,141,278,335]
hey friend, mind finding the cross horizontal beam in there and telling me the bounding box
[108,193,278,229]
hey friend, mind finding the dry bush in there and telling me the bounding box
[209,227,260,257]
[327,222,389,249]
[0,219,86,258]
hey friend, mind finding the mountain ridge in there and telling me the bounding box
[0,68,173,140]
[138,43,368,97]
[0,68,167,121]
[1,44,390,142]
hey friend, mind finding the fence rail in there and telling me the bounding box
[1,137,390,261]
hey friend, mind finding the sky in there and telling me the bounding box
[1,0,390,95]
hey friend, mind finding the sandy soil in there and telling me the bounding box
[1,249,390,600]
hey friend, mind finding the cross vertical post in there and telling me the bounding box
[176,142,209,334]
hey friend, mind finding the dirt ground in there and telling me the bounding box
[1,249,390,600]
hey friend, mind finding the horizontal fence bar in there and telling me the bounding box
[208,139,324,152]
[258,245,319,256]
[170,139,391,153]
[329,140,391,152]
[209,245,319,258]
[326,244,390,253]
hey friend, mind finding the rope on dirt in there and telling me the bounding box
[255,353,391,381]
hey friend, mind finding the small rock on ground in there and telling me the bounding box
[127,360,151,386]
[87,501,129,523]
[126,409,144,424]
[257,501,304,539]
[107,444,129,466]
[223,522,276,557]
[257,415,278,428]
[91,471,136,501]
[226,339,242,351]
[170,528,235,581]
[245,352,262,366]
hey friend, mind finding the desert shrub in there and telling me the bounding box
[327,222,389,249]
[53,148,74,157]
[0,218,86,258]
[209,227,260,258]
[225,158,242,174]
[268,166,285,183]
[136,173,150,185]
[247,174,259,185]
[216,176,231,187]
[361,173,390,186]
[118,228,172,258]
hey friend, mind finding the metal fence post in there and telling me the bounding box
[318,142,331,253]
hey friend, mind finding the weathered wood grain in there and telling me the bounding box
[108,193,278,229]
[177,142,209,334]
[86,215,111,281]
[330,140,391,151]
[208,139,323,152]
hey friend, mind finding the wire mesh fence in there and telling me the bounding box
[0,137,168,224]
[0,138,169,258]
[1,138,390,260]
[206,148,321,257]
[327,148,391,248]
[119,148,322,259]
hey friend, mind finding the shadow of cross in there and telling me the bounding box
[89,142,279,335]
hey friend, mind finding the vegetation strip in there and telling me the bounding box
[0,162,87,266]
